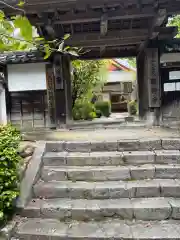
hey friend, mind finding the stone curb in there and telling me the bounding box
[16,141,46,210]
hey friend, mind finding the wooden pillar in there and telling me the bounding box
[53,54,72,126]
[137,47,161,125]
[137,54,143,118]
[46,64,57,129]
[136,52,149,119]
[53,54,66,125]
[146,48,161,125]
[62,55,72,124]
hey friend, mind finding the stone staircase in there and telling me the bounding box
[13,139,180,239]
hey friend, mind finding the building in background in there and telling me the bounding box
[100,59,136,112]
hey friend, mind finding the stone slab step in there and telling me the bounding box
[22,197,180,221]
[41,164,180,182]
[45,138,180,152]
[43,150,180,166]
[45,139,163,152]
[33,179,180,199]
[14,218,180,240]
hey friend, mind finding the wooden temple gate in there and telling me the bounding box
[1,0,180,127]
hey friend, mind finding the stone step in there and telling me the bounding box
[41,164,180,182]
[45,139,163,152]
[45,139,180,152]
[22,197,180,221]
[43,150,180,166]
[14,218,180,240]
[33,179,180,199]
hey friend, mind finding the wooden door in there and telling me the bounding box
[8,91,48,129]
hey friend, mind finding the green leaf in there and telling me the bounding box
[11,42,20,50]
[13,15,33,41]
[0,11,5,20]
[18,42,28,50]
[67,50,79,56]
[2,21,14,34]
[63,34,70,40]
[64,46,70,51]
[0,211,4,219]
[44,44,51,59]
[35,37,44,41]
[58,41,64,52]
[17,1,25,7]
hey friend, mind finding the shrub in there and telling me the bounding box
[95,101,111,117]
[128,100,137,115]
[95,109,102,118]
[0,125,21,225]
[73,101,97,120]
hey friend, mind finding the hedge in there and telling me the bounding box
[73,101,97,120]
[95,101,111,117]
[0,125,21,225]
[128,100,137,115]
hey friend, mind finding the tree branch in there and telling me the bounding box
[0,1,25,14]
[0,32,60,52]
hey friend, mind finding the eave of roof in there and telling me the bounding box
[113,59,136,72]
[0,51,45,65]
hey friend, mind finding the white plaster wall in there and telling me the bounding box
[8,63,47,92]
[0,86,7,124]
[107,71,136,83]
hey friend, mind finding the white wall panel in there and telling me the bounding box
[8,63,47,91]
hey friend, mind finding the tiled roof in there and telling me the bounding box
[0,51,45,64]
[114,59,136,72]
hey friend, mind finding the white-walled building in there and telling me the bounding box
[0,51,72,129]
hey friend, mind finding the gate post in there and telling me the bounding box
[136,52,149,119]
[137,48,161,125]
[62,55,73,124]
[46,64,57,129]
[146,48,161,126]
[53,54,72,126]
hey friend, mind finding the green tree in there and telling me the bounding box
[71,60,107,107]
[0,1,75,58]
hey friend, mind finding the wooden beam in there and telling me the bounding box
[0,0,156,13]
[137,0,142,11]
[66,37,144,47]
[158,26,178,39]
[137,8,167,54]
[65,29,149,41]
[32,8,155,26]
[79,47,136,59]
[63,28,148,47]
[150,8,167,38]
